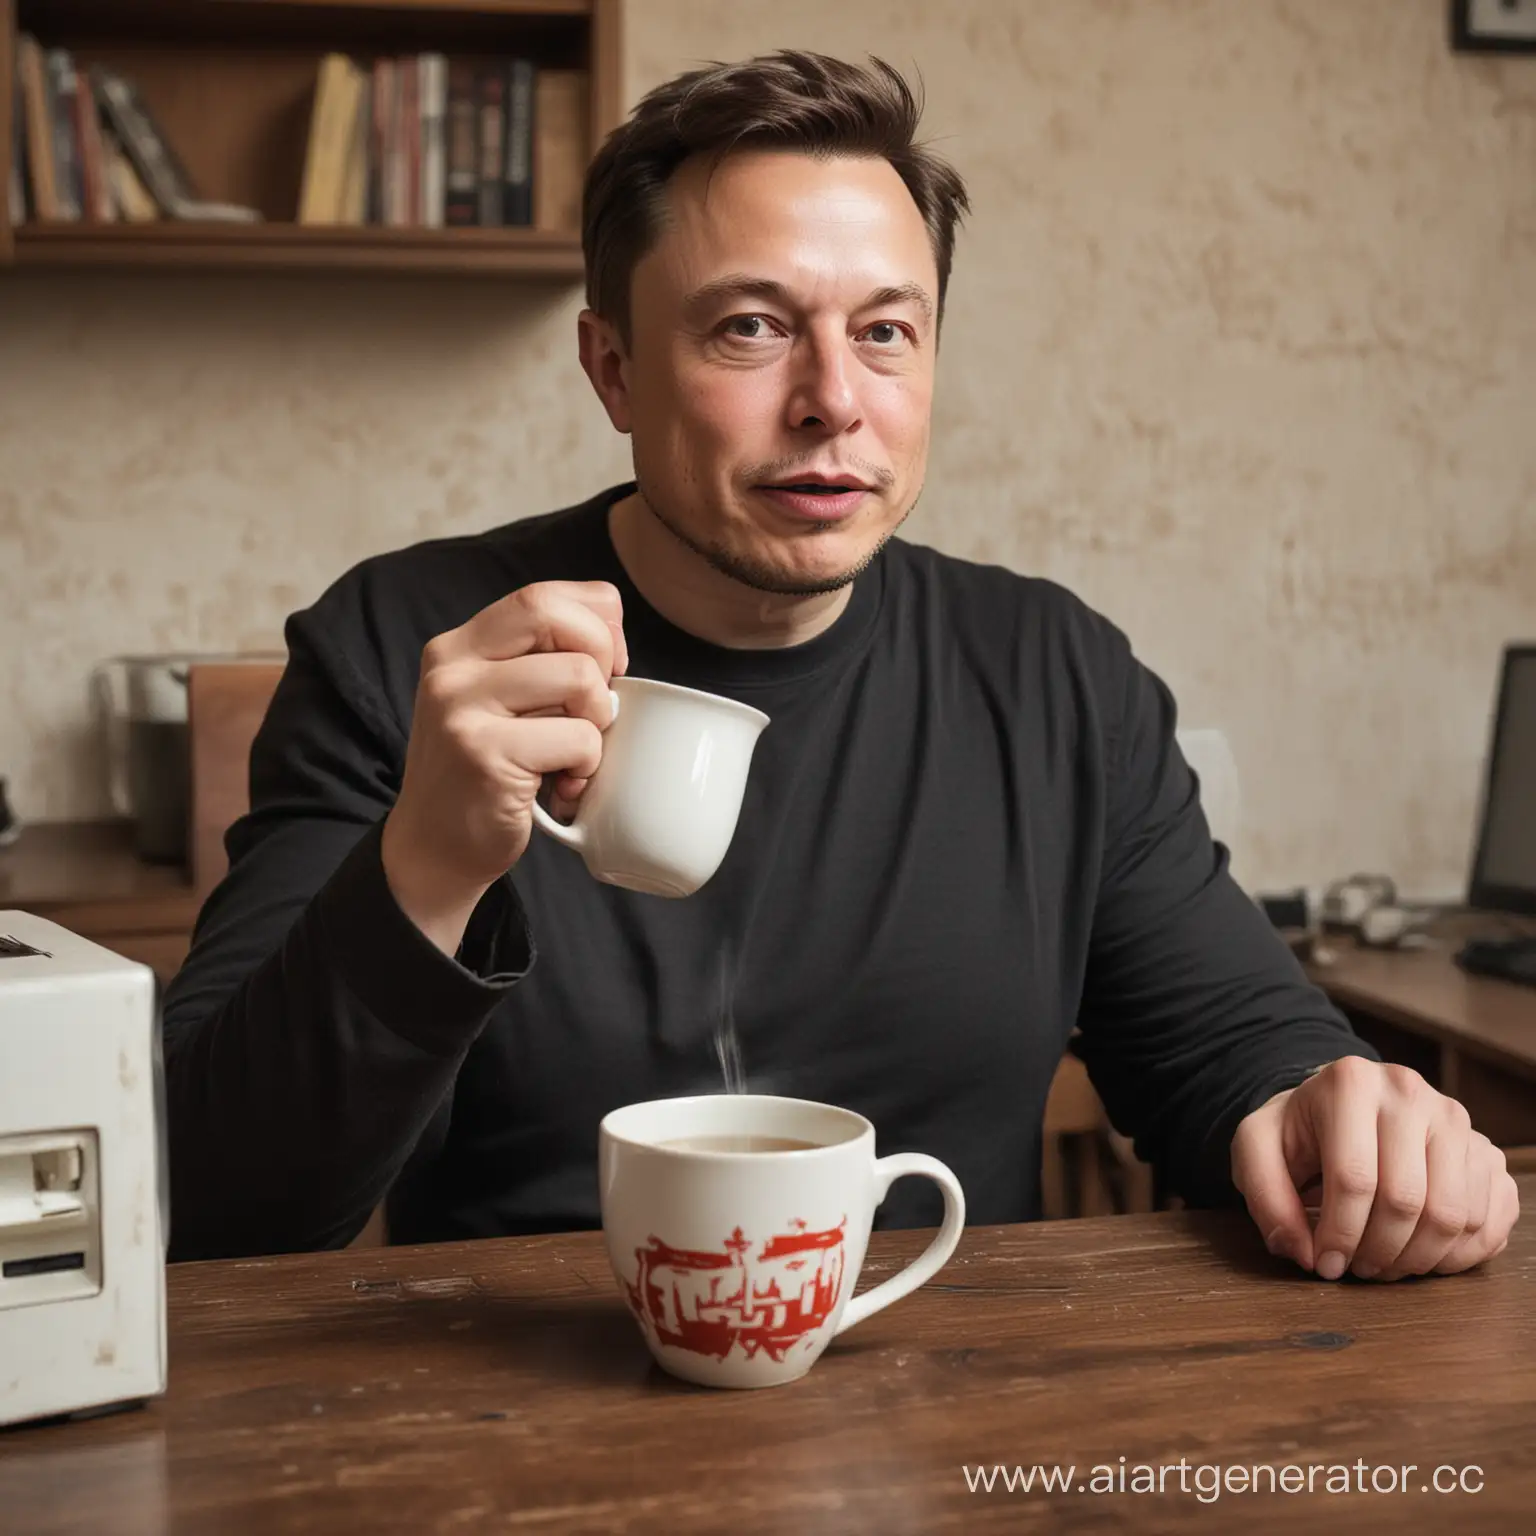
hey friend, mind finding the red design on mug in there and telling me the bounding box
[624,1218,847,1362]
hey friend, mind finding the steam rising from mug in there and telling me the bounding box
[530,677,770,898]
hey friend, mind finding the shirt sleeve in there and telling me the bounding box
[1071,635,1379,1208]
[158,596,532,1261]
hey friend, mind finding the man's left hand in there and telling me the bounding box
[1230,1056,1520,1282]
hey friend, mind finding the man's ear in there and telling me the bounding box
[578,308,633,434]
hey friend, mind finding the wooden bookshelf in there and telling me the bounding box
[13,218,590,275]
[0,0,622,278]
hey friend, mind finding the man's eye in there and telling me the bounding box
[725,315,775,339]
[863,322,903,345]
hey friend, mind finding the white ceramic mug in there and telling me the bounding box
[599,1094,966,1389]
[530,676,769,898]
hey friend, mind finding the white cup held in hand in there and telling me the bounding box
[529,675,769,897]
[599,1094,967,1389]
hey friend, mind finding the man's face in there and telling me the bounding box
[605,150,939,596]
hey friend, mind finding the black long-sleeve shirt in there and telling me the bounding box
[160,483,1373,1259]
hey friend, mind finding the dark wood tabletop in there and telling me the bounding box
[3,1178,1532,1534]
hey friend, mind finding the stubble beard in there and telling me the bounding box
[635,481,917,597]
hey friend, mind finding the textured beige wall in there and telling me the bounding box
[2,0,1533,897]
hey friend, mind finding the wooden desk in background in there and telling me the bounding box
[1,1177,1531,1534]
[0,821,199,985]
[1307,936,1536,1159]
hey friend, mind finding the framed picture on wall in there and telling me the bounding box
[1452,0,1536,52]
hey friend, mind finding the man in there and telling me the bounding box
[163,51,1517,1283]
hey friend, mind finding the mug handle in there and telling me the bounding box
[529,798,587,851]
[528,688,621,853]
[834,1153,966,1335]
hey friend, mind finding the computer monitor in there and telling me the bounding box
[1468,644,1536,917]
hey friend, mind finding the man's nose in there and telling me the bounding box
[787,334,860,434]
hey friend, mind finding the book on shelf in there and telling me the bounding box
[102,137,158,223]
[16,37,60,221]
[45,50,83,221]
[476,64,505,227]
[389,54,412,224]
[298,53,364,224]
[341,65,370,226]
[445,59,478,226]
[367,57,392,225]
[420,55,447,229]
[504,58,534,228]
[402,54,422,225]
[71,57,117,223]
[9,34,259,226]
[297,51,586,231]
[534,67,587,234]
[93,69,259,223]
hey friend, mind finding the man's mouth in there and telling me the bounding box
[754,480,872,521]
[770,481,862,494]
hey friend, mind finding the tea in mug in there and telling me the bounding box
[656,1135,822,1153]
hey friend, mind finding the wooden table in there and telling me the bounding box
[3,1179,1531,1534]
[1307,936,1536,1151]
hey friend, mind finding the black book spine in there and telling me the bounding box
[45,50,82,218]
[502,59,534,227]
[476,63,505,228]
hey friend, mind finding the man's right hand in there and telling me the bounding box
[380,580,628,955]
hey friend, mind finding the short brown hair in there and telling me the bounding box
[582,50,970,348]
